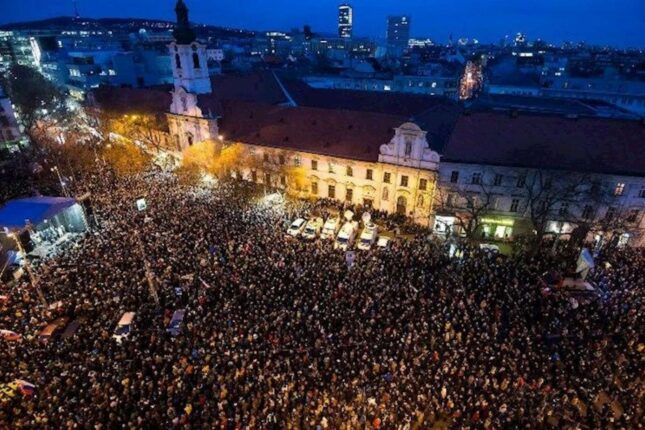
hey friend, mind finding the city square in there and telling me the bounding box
[0,0,644,428]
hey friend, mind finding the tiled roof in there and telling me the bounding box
[444,112,645,176]
[219,100,406,162]
[91,86,171,114]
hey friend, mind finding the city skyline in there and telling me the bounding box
[1,0,644,48]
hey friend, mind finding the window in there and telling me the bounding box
[450,171,459,183]
[328,163,335,174]
[366,169,373,180]
[263,153,269,162]
[405,140,412,156]
[471,173,482,185]
[559,202,569,217]
[264,173,271,185]
[510,198,520,213]
[383,172,391,183]
[382,187,389,201]
[311,160,318,171]
[639,186,645,198]
[516,175,526,188]
[401,175,409,187]
[582,205,594,220]
[446,193,454,207]
[280,176,287,187]
[311,181,318,195]
[419,178,428,191]
[605,207,616,221]
[494,174,503,186]
[346,166,353,177]
[294,157,301,167]
[175,53,181,69]
[192,52,200,69]
[328,185,336,199]
[279,155,286,165]
[614,183,625,196]
[627,209,639,223]
[346,188,353,202]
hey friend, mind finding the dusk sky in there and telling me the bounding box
[2,0,644,47]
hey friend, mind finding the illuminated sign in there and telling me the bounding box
[480,217,514,227]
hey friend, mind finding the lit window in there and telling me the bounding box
[614,183,625,196]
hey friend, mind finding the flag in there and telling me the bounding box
[0,330,22,342]
[14,380,35,396]
[576,248,595,280]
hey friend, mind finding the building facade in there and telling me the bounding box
[338,4,353,39]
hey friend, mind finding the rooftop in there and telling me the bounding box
[443,111,645,177]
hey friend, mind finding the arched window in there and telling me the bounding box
[396,196,407,215]
[175,54,181,69]
[192,52,200,69]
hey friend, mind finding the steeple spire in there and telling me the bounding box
[173,0,196,44]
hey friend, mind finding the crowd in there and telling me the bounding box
[0,171,643,429]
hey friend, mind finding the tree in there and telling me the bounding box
[110,113,170,151]
[434,179,496,243]
[522,169,591,250]
[102,142,152,177]
[0,64,67,145]
[181,140,218,174]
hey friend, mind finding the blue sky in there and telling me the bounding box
[2,0,644,47]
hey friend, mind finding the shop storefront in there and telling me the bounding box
[480,217,515,240]
[434,215,456,235]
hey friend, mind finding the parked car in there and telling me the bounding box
[112,312,136,344]
[321,217,341,240]
[287,218,307,237]
[302,217,324,240]
[357,223,379,250]
[335,221,359,250]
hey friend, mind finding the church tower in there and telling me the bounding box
[169,0,212,95]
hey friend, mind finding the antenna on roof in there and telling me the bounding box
[73,0,80,19]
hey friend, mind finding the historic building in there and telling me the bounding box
[90,0,645,246]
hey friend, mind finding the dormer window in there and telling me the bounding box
[405,140,412,156]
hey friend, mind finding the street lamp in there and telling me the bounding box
[51,166,69,198]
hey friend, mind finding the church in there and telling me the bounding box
[94,0,449,225]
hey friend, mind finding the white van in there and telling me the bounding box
[302,218,323,240]
[357,223,379,250]
[287,218,307,237]
[321,217,341,240]
[335,221,358,250]
[112,312,135,344]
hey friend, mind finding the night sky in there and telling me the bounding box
[2,0,644,48]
